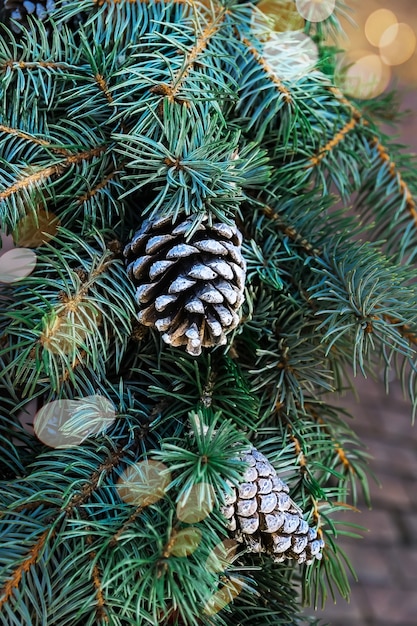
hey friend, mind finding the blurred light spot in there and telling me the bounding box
[0,248,37,283]
[169,527,202,557]
[203,578,243,616]
[117,460,171,507]
[257,0,304,32]
[206,539,239,574]
[176,483,215,523]
[13,208,60,248]
[295,0,335,23]
[365,9,398,47]
[336,51,391,100]
[250,6,274,41]
[263,31,318,79]
[34,395,116,448]
[379,23,416,66]
[42,301,102,355]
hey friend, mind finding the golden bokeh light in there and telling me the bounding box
[379,23,416,66]
[202,578,243,616]
[168,527,202,558]
[206,539,239,574]
[0,248,37,283]
[295,0,336,23]
[262,31,319,79]
[34,395,116,449]
[13,208,60,248]
[176,483,215,524]
[250,7,274,42]
[336,51,391,100]
[117,460,171,507]
[365,9,398,47]
[41,300,102,356]
[257,0,305,32]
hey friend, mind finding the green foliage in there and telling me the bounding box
[1,0,417,624]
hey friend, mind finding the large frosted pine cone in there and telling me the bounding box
[124,213,246,356]
[222,447,324,564]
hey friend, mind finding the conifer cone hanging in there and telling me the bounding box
[124,213,246,356]
[222,447,324,564]
[3,0,84,34]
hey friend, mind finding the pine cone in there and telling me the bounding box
[124,214,246,356]
[222,447,324,564]
[4,0,84,34]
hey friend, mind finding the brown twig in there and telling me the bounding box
[0,146,106,201]
[0,530,50,610]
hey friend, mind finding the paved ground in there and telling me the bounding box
[316,376,417,626]
[318,2,417,620]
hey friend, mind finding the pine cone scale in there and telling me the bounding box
[184,299,205,314]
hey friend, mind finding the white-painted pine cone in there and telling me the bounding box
[124,214,246,356]
[222,447,324,564]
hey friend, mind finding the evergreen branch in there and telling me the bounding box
[116,103,243,220]
[311,498,321,530]
[259,201,417,363]
[372,139,417,224]
[109,505,143,547]
[1,59,68,71]
[38,256,113,350]
[0,230,136,394]
[59,353,86,383]
[289,430,307,470]
[309,242,416,367]
[75,167,120,205]
[94,73,115,105]
[302,402,372,505]
[335,446,351,472]
[86,532,109,623]
[0,529,50,611]
[0,434,149,620]
[0,164,59,201]
[309,116,361,168]
[259,203,320,256]
[169,5,228,98]
[305,404,355,475]
[63,441,129,516]
[326,86,363,121]
[0,145,106,201]
[383,315,417,346]
[10,440,129,516]
[0,124,71,156]
[327,85,417,226]
[239,36,293,106]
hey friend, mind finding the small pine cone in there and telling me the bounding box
[4,0,84,34]
[222,447,324,564]
[124,214,246,356]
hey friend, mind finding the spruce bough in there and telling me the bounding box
[0,1,416,624]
